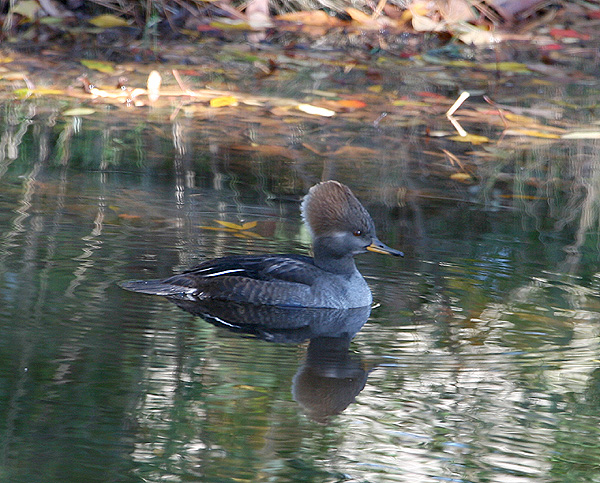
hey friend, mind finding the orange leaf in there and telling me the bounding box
[345,7,372,23]
[416,91,448,100]
[335,99,367,109]
[276,10,345,27]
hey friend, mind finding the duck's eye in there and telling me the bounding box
[353,230,362,237]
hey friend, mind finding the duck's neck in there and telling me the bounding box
[312,238,359,275]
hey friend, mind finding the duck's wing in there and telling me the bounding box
[120,254,321,302]
[183,254,319,285]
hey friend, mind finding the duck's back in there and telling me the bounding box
[120,254,372,309]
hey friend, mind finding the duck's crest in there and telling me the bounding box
[301,180,373,238]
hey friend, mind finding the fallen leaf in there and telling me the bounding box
[14,88,64,99]
[345,7,373,24]
[550,28,590,40]
[459,29,497,46]
[448,134,489,144]
[412,13,445,32]
[246,0,273,29]
[428,130,451,137]
[480,62,530,73]
[561,131,600,140]
[539,43,563,51]
[416,91,448,100]
[201,220,262,238]
[450,172,473,183]
[89,14,129,28]
[276,10,346,27]
[209,20,251,30]
[503,112,537,124]
[335,99,367,109]
[297,104,336,117]
[503,129,560,139]
[81,59,116,73]
[147,70,161,102]
[241,221,258,230]
[62,107,96,116]
[367,85,383,93]
[215,220,249,230]
[392,100,430,107]
[210,96,238,107]
[118,213,142,220]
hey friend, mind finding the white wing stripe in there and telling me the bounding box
[201,268,246,278]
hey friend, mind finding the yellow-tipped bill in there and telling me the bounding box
[367,238,404,257]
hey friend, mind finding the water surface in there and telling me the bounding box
[2,64,600,482]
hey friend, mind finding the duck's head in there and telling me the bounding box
[301,181,403,268]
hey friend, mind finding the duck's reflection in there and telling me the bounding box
[173,300,371,422]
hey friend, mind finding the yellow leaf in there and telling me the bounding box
[34,88,65,95]
[297,104,336,117]
[214,220,246,230]
[209,20,251,30]
[392,100,430,107]
[81,59,115,73]
[0,56,14,63]
[448,134,489,144]
[14,88,64,99]
[480,62,530,73]
[503,129,560,139]
[241,221,257,230]
[210,96,238,108]
[450,172,472,182]
[62,108,96,116]
[367,85,383,93]
[89,14,129,28]
[199,226,237,233]
[503,112,537,124]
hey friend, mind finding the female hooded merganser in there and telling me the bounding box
[120,180,402,308]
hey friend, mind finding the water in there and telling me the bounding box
[3,95,600,483]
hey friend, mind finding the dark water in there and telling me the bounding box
[2,99,600,483]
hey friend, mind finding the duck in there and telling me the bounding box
[120,180,403,308]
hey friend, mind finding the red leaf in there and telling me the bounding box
[549,28,590,40]
[539,43,563,51]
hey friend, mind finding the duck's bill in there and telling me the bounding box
[367,239,404,257]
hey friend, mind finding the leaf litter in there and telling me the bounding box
[1,0,600,209]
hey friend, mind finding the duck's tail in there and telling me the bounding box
[119,277,198,298]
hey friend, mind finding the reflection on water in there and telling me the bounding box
[173,301,371,423]
[2,98,600,483]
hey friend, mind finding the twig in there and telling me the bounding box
[446,91,470,137]
[446,91,470,117]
